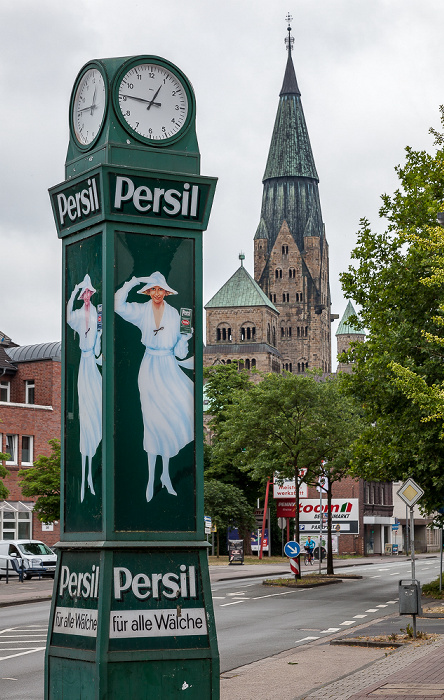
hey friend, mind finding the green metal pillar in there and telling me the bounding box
[45,55,219,699]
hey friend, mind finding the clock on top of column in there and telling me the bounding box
[70,62,108,149]
[113,56,194,146]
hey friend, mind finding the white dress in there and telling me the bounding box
[115,287,194,458]
[67,295,102,460]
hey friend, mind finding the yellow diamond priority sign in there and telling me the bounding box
[397,478,424,507]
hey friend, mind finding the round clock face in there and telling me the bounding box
[117,63,189,142]
[73,67,106,146]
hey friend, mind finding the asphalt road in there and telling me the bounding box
[0,557,440,698]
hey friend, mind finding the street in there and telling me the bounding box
[0,557,441,698]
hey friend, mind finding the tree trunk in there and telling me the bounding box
[327,483,334,575]
[216,528,220,558]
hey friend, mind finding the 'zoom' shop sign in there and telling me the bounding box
[51,172,212,232]
[53,561,207,639]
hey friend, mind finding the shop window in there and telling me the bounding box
[0,505,33,540]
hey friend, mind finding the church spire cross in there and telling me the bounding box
[284,13,294,56]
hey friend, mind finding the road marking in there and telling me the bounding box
[227,592,244,596]
[370,576,381,578]
[389,573,400,576]
[353,614,367,619]
[376,604,388,608]
[212,596,225,600]
[220,600,246,607]
[0,648,46,661]
[320,628,341,633]
[295,636,320,643]
[340,621,356,626]
[386,600,398,604]
[365,609,378,612]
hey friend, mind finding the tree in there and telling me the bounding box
[0,452,9,499]
[211,371,361,572]
[340,110,444,515]
[19,439,61,523]
[204,479,255,557]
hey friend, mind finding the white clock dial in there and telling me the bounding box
[73,68,106,146]
[118,63,189,141]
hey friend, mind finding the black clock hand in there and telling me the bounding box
[120,94,161,107]
[78,103,98,114]
[90,86,97,116]
[147,84,162,111]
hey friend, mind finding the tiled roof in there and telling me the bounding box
[336,301,365,336]
[205,264,278,312]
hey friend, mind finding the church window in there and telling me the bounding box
[282,245,288,255]
[267,324,271,343]
[217,325,231,342]
[272,327,276,346]
[305,327,308,337]
[289,363,292,373]
[288,326,292,337]
[241,325,256,341]
[275,268,282,279]
[281,327,285,338]
[226,359,231,364]
[289,268,295,279]
[251,359,256,368]
[245,359,250,370]
[282,293,289,302]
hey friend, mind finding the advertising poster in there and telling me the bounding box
[65,234,103,533]
[114,232,195,532]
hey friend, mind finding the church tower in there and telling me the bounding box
[254,16,333,373]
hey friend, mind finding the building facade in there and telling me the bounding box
[204,23,334,372]
[0,334,61,546]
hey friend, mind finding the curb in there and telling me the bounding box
[0,595,53,608]
[330,638,404,649]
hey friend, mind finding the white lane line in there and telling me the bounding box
[0,647,46,661]
[365,609,378,612]
[227,592,244,596]
[389,573,400,576]
[220,600,247,607]
[386,600,398,604]
[320,628,341,633]
[353,614,367,619]
[295,636,320,643]
[212,597,225,600]
[340,621,356,626]
[370,576,381,579]
[376,604,388,608]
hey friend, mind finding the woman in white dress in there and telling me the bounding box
[114,271,193,502]
[67,274,102,503]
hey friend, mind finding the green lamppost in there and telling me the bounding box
[46,55,219,699]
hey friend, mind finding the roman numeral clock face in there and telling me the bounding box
[117,63,189,142]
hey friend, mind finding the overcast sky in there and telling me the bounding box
[1,1,443,365]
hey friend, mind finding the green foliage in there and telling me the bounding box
[204,479,255,531]
[340,112,444,515]
[422,574,444,599]
[19,439,61,523]
[0,452,9,499]
[211,371,360,485]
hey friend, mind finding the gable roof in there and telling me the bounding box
[205,264,278,312]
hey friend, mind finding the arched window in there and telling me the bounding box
[272,327,276,346]
[267,324,271,343]
[282,245,288,255]
[241,325,256,341]
[288,326,292,338]
[251,359,256,368]
[217,325,231,342]
[305,326,308,337]
[226,359,231,364]
[281,327,285,338]
[245,359,250,370]
[275,268,282,279]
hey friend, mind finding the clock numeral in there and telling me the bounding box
[171,118,176,124]
[128,83,134,89]
[175,105,179,110]
[135,122,139,128]
[121,95,127,101]
[149,72,155,78]
[125,110,131,116]
[171,91,176,96]
[162,126,166,132]
[149,128,153,134]
[137,74,142,80]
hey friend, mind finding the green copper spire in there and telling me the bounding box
[258,15,323,252]
[205,262,277,311]
[336,301,365,336]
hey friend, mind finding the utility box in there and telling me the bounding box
[399,579,422,615]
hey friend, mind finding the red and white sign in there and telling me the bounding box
[289,558,299,577]
[276,500,296,518]
[273,471,307,499]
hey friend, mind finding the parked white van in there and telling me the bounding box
[0,540,57,580]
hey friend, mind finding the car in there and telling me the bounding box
[0,539,57,580]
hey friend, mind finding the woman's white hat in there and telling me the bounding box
[138,271,177,295]
[77,273,96,300]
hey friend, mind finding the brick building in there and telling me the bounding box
[204,22,335,373]
[0,333,61,546]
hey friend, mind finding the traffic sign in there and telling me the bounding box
[284,541,301,558]
[289,558,299,576]
[397,478,424,508]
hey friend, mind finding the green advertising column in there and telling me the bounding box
[45,56,219,699]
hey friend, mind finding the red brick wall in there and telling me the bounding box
[0,359,61,547]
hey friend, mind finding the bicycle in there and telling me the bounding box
[303,548,314,565]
